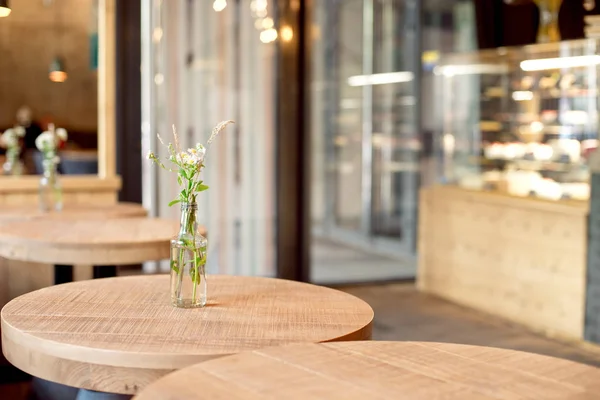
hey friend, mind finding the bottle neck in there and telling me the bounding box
[179,203,198,236]
[42,159,58,180]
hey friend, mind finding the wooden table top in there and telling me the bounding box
[0,202,147,224]
[1,275,373,394]
[0,217,178,265]
[134,341,600,400]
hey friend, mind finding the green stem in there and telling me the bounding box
[190,204,199,304]
[192,250,198,304]
[176,247,184,300]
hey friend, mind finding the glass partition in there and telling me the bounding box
[309,0,421,283]
[309,0,477,284]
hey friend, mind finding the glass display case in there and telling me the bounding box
[436,39,600,201]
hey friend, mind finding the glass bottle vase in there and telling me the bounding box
[39,159,63,212]
[3,148,23,176]
[170,202,207,308]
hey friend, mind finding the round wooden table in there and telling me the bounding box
[0,217,178,283]
[1,275,373,395]
[133,341,600,400]
[0,218,177,266]
[0,202,148,225]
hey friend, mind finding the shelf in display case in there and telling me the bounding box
[437,39,600,203]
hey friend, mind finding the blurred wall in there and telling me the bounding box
[0,0,97,132]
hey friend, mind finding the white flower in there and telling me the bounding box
[35,132,56,151]
[1,131,18,148]
[14,126,25,137]
[56,128,68,141]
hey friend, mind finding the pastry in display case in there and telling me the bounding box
[435,39,599,201]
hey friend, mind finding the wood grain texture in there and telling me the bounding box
[417,185,587,340]
[0,202,147,224]
[133,341,600,400]
[0,218,178,265]
[1,275,373,394]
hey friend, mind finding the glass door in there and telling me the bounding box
[310,0,421,283]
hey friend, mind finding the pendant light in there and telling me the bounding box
[49,57,67,83]
[49,1,67,82]
[0,0,11,18]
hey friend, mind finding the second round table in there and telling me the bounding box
[134,341,600,399]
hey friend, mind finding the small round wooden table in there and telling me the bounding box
[1,275,373,396]
[0,202,150,282]
[133,341,600,400]
[0,218,177,282]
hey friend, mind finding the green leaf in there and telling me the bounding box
[197,184,209,192]
[168,199,181,207]
[170,260,180,274]
[177,175,182,186]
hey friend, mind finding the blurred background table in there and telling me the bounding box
[134,341,600,400]
[1,275,373,396]
[0,218,177,281]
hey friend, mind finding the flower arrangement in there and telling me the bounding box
[147,120,234,307]
[36,125,67,212]
[35,126,68,168]
[147,120,234,206]
[1,126,26,175]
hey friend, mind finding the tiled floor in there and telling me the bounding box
[341,282,600,367]
[3,282,600,398]
[310,239,416,284]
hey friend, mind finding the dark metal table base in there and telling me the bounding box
[54,265,117,284]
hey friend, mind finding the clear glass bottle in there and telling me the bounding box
[3,148,23,176]
[170,202,207,308]
[39,159,63,212]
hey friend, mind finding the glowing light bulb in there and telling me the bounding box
[213,0,227,12]
[153,27,163,43]
[260,28,278,43]
[262,17,274,29]
[280,25,293,42]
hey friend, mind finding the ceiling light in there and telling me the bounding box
[213,0,227,12]
[260,28,277,44]
[280,25,293,42]
[49,57,68,83]
[0,0,11,18]
[434,64,509,76]
[520,55,600,71]
[347,72,414,87]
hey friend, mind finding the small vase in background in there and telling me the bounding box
[39,158,63,212]
[170,202,207,308]
[1,126,26,176]
[2,155,24,176]
[36,124,67,212]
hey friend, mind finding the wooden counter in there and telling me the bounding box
[0,175,121,206]
[417,185,588,340]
